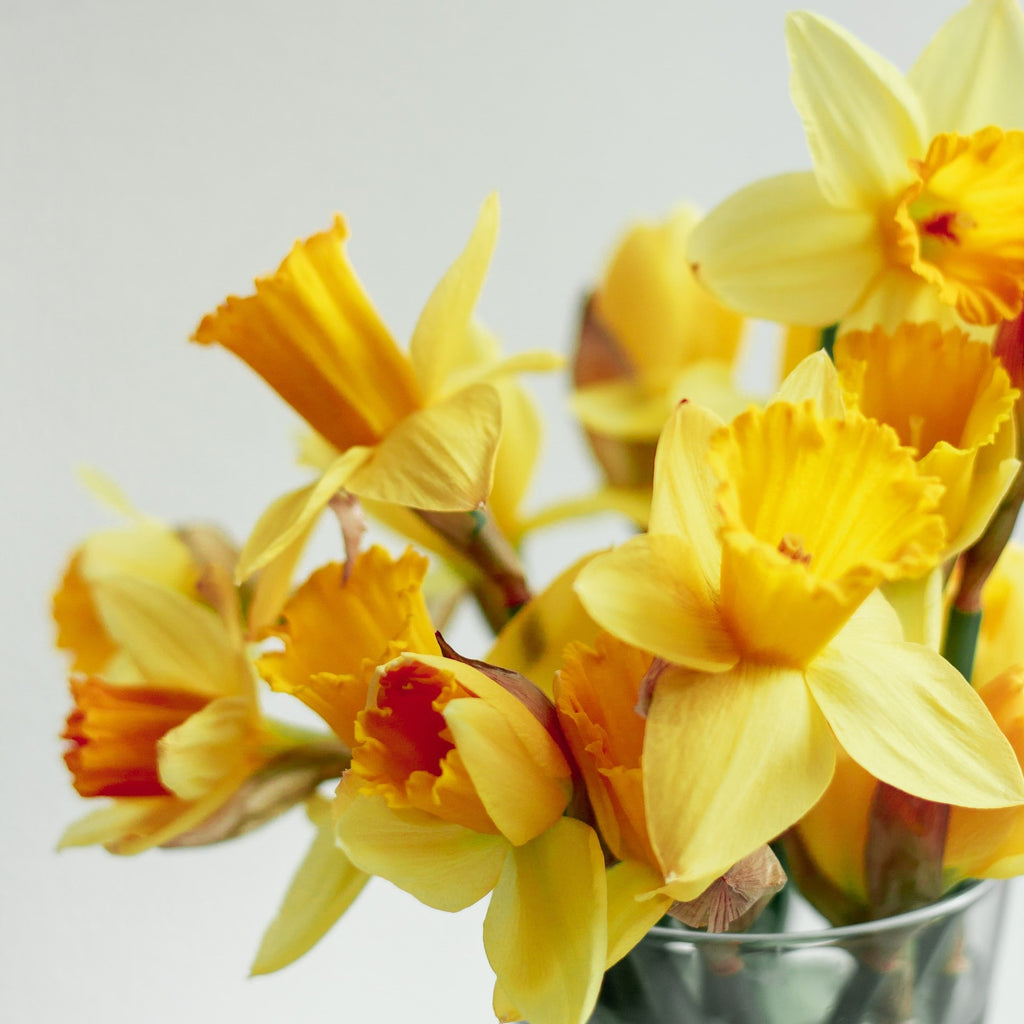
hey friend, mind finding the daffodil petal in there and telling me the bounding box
[236,447,371,582]
[645,661,836,885]
[773,350,845,418]
[250,796,369,975]
[910,0,1024,135]
[58,798,170,851]
[488,381,543,538]
[89,576,243,697]
[840,267,956,333]
[483,818,606,1024]
[334,788,507,911]
[345,382,501,511]
[569,380,673,441]
[605,859,673,968]
[575,534,738,672]
[487,554,602,699]
[444,697,570,846]
[157,696,255,800]
[409,194,500,402]
[808,625,1024,809]
[647,400,724,588]
[688,173,882,325]
[246,516,318,637]
[786,12,927,207]
[517,486,651,535]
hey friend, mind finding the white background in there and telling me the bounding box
[3,1,1021,1021]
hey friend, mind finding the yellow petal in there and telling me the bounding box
[157,696,257,800]
[604,859,672,967]
[236,446,371,581]
[807,604,1024,808]
[89,576,243,697]
[772,350,845,418]
[409,194,500,403]
[644,660,836,888]
[245,515,318,637]
[517,485,651,535]
[575,534,738,672]
[250,796,369,975]
[444,698,570,846]
[688,173,883,325]
[487,554,603,699]
[344,382,501,510]
[193,215,421,450]
[910,0,1024,135]
[786,11,926,208]
[488,380,543,540]
[882,569,944,649]
[593,206,745,375]
[976,544,1024,686]
[569,379,674,442]
[840,265,956,333]
[59,767,252,855]
[483,818,606,1024]
[647,400,724,589]
[333,787,507,911]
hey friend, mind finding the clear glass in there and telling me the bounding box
[592,880,1005,1024]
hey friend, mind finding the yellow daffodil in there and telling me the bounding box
[688,0,1024,333]
[571,207,748,443]
[333,652,609,1024]
[575,392,1024,892]
[194,194,559,581]
[57,564,291,854]
[836,322,1020,555]
[55,482,344,855]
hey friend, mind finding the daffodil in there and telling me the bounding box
[688,0,1024,333]
[193,194,559,581]
[835,322,1019,555]
[55,480,344,855]
[57,556,300,855]
[575,390,1024,891]
[333,652,609,1024]
[571,207,748,443]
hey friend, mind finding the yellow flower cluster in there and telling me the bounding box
[52,3,1024,1023]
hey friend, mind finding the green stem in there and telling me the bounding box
[942,606,982,683]
[818,322,838,361]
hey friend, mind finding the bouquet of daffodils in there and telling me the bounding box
[54,2,1024,1022]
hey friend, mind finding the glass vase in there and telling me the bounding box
[591,880,1004,1024]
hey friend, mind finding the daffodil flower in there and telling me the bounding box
[193,194,559,581]
[688,0,1024,333]
[57,565,293,854]
[571,207,748,443]
[333,652,613,1024]
[835,322,1019,555]
[575,388,1024,891]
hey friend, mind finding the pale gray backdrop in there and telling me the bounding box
[4,1,1020,1021]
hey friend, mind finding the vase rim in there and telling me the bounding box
[645,878,999,947]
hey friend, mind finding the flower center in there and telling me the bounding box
[889,127,1024,325]
[778,534,812,566]
[62,677,208,798]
